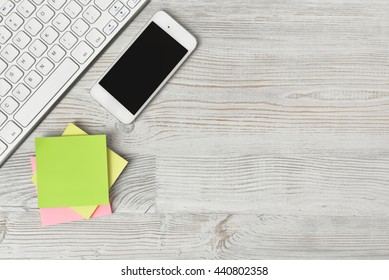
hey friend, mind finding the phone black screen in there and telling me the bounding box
[99,21,188,115]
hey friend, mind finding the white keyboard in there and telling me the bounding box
[0,0,148,166]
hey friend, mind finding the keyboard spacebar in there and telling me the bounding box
[15,58,79,127]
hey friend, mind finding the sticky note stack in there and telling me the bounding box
[31,123,128,226]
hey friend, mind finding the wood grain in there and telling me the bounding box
[1,0,389,259]
[1,212,389,259]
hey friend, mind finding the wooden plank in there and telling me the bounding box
[1,212,389,259]
[155,154,389,215]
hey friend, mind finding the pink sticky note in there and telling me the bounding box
[31,156,37,172]
[30,157,112,226]
[39,205,112,226]
[40,208,84,226]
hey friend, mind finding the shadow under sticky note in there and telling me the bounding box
[36,135,109,208]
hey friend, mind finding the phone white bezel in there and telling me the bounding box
[91,11,197,124]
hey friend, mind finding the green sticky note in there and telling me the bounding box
[36,135,109,208]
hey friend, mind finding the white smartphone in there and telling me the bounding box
[91,11,197,124]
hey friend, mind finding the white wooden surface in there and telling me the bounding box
[1,0,389,259]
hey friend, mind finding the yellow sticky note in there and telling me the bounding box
[32,123,128,218]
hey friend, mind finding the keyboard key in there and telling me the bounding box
[71,41,93,64]
[48,0,66,10]
[109,2,123,16]
[86,28,105,48]
[0,140,7,156]
[115,6,130,22]
[37,5,55,23]
[17,52,35,71]
[29,39,47,57]
[0,121,22,143]
[103,20,118,35]
[0,1,15,16]
[1,96,19,115]
[1,45,19,62]
[13,31,31,49]
[59,31,78,49]
[25,18,43,36]
[36,57,54,75]
[41,26,59,44]
[52,13,70,32]
[48,44,66,63]
[0,26,12,44]
[0,79,12,96]
[83,6,100,24]
[95,0,114,11]
[64,1,82,19]
[5,13,24,31]
[5,65,23,83]
[0,58,7,75]
[15,58,79,127]
[24,70,42,88]
[13,84,31,101]
[128,0,141,8]
[71,18,89,37]
[17,0,36,18]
